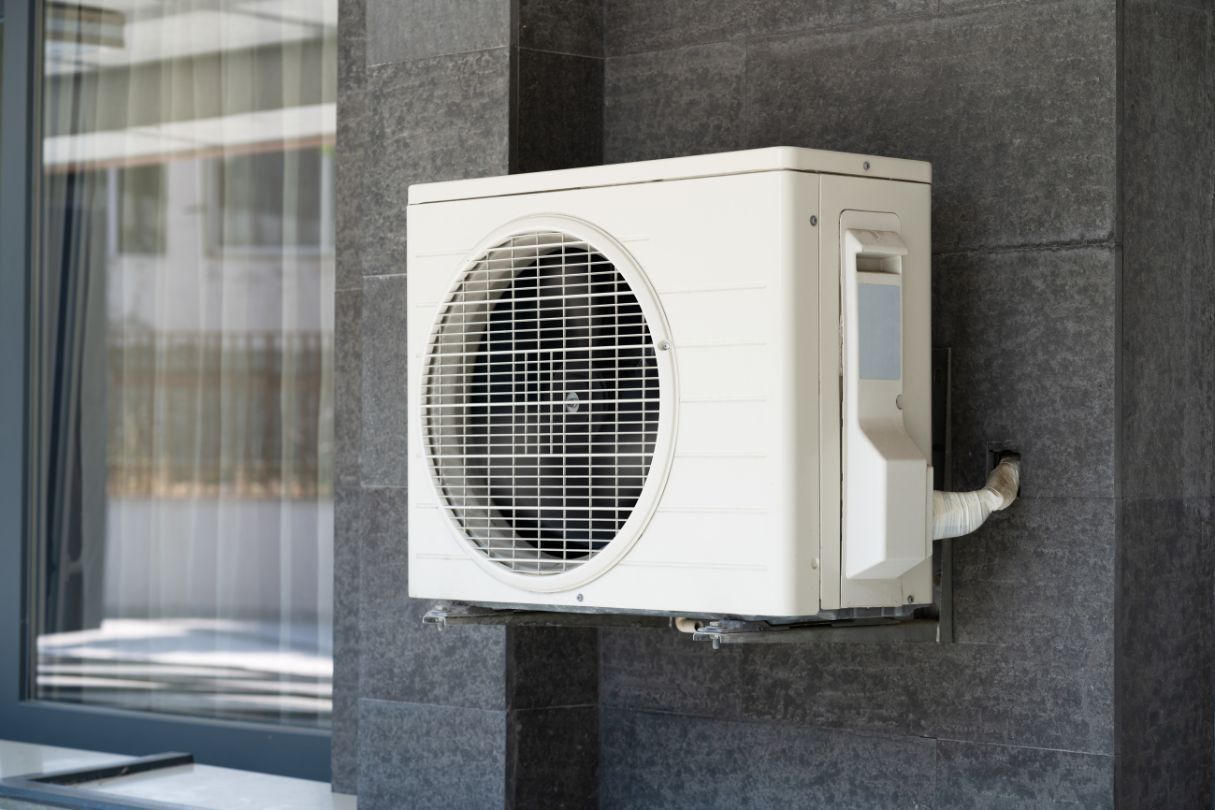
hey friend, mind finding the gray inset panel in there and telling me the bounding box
[858,283,901,381]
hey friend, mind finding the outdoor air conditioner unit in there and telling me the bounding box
[407,147,935,618]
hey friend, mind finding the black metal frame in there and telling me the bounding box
[0,0,330,782]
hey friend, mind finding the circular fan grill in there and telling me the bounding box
[423,231,662,575]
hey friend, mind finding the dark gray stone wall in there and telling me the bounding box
[334,0,1215,805]
[333,0,516,798]
[599,0,1121,805]
[333,1,603,805]
[1116,0,1215,806]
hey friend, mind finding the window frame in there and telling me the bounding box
[0,0,332,782]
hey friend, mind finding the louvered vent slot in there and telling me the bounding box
[424,232,662,575]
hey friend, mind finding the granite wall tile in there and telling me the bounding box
[334,0,367,784]
[519,0,604,57]
[911,641,1114,754]
[357,486,509,709]
[601,626,919,736]
[604,0,751,54]
[1124,0,1213,11]
[366,0,510,67]
[335,86,368,294]
[360,274,408,487]
[358,700,508,809]
[932,247,1116,497]
[514,49,603,173]
[508,627,598,710]
[331,688,360,794]
[603,0,931,56]
[1117,1,1215,805]
[510,706,599,808]
[600,626,746,719]
[1116,497,1215,806]
[334,288,362,487]
[604,586,1113,757]
[338,0,367,93]
[950,497,1114,654]
[1120,2,1215,501]
[362,49,511,276]
[1119,717,1215,809]
[603,41,745,163]
[357,605,508,716]
[331,487,363,793]
[935,741,1113,809]
[729,640,920,736]
[600,709,936,809]
[936,0,1060,11]
[741,0,1117,252]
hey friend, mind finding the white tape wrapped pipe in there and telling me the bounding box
[932,456,1021,540]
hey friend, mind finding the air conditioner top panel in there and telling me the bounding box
[408,146,932,205]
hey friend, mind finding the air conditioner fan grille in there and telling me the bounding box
[423,232,661,575]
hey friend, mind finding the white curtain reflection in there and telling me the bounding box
[36,0,336,727]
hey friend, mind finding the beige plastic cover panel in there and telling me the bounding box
[840,216,932,580]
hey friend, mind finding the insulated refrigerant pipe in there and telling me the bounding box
[931,454,1021,540]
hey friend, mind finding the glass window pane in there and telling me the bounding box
[33,0,336,729]
[117,164,166,255]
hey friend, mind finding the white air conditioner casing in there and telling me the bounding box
[407,147,933,618]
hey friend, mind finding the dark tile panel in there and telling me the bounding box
[911,641,1114,754]
[932,247,1116,498]
[935,741,1113,809]
[1116,497,1215,807]
[1120,2,1215,500]
[730,640,918,735]
[335,87,367,293]
[514,49,604,173]
[937,0,1060,11]
[600,709,936,809]
[335,288,362,487]
[604,552,1113,756]
[951,498,1114,654]
[331,687,360,794]
[1124,0,1214,11]
[603,0,931,56]
[600,626,746,719]
[365,0,510,67]
[360,274,408,486]
[333,291,361,794]
[605,0,747,54]
[358,700,508,809]
[743,0,1117,251]
[603,42,746,162]
[363,48,511,276]
[508,627,598,710]
[510,706,599,809]
[1119,719,1215,809]
[338,0,367,93]
[519,0,604,56]
[331,487,363,794]
[357,486,509,709]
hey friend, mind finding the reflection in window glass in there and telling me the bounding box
[211,149,330,251]
[118,164,166,255]
[35,0,336,728]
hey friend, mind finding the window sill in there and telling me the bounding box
[0,741,355,810]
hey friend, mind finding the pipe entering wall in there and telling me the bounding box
[931,454,1021,540]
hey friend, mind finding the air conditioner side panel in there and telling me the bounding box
[817,174,933,610]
